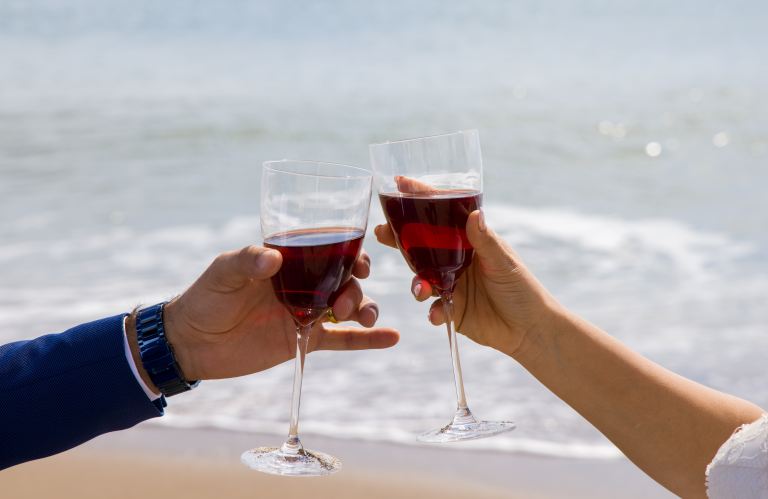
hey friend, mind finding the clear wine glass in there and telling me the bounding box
[370,130,515,442]
[241,160,372,475]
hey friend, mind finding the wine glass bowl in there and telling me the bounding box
[241,160,372,476]
[370,130,515,443]
[378,189,481,294]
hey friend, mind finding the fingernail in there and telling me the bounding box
[478,210,487,232]
[255,249,277,272]
[412,281,422,298]
[367,305,379,324]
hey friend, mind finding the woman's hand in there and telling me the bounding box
[157,246,399,381]
[375,211,556,358]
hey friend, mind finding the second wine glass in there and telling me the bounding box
[370,130,515,442]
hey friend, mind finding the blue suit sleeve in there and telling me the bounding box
[0,314,166,469]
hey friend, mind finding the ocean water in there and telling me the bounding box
[1,0,767,459]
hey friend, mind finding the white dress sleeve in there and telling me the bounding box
[706,414,768,499]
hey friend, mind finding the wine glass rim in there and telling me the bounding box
[369,129,479,148]
[263,159,372,179]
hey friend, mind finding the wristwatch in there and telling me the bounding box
[135,302,200,397]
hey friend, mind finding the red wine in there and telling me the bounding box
[264,227,364,326]
[380,191,481,292]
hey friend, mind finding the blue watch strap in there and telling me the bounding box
[135,302,200,397]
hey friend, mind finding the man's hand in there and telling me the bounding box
[130,246,399,387]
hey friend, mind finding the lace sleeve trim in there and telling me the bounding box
[706,413,768,498]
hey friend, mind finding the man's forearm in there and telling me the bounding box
[0,315,164,469]
[513,305,764,498]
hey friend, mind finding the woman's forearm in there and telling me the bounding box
[378,213,764,496]
[513,305,764,498]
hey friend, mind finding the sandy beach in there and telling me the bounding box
[1,423,673,499]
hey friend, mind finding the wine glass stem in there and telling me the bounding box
[442,293,471,417]
[281,323,312,455]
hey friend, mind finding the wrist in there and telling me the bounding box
[510,298,571,367]
[133,302,200,396]
[125,310,161,395]
[162,298,198,381]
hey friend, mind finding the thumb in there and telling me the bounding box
[466,211,519,275]
[205,246,283,290]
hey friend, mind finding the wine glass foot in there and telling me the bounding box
[417,420,516,443]
[241,447,341,476]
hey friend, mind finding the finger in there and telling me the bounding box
[465,210,521,274]
[352,250,371,279]
[352,296,379,328]
[428,299,447,325]
[313,326,400,351]
[374,224,398,249]
[395,175,438,194]
[204,245,282,290]
[410,276,434,302]
[323,297,378,327]
[331,278,364,321]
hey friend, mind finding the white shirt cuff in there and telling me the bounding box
[122,315,162,401]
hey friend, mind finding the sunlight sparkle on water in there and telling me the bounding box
[645,142,662,157]
[713,132,730,148]
[597,120,626,139]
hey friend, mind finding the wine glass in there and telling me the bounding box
[369,130,515,442]
[241,159,372,476]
